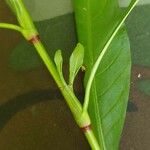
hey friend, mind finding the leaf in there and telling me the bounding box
[73,0,137,149]
[69,43,84,86]
[54,50,64,81]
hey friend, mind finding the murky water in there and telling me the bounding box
[0,1,150,150]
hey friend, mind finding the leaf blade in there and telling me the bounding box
[69,43,84,86]
[73,0,137,149]
[54,50,65,82]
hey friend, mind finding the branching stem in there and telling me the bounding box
[0,23,23,32]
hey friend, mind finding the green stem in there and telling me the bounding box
[33,41,101,150]
[0,24,101,149]
[0,23,23,32]
[1,1,102,148]
[33,41,62,86]
[0,15,101,150]
[85,130,101,150]
[33,41,83,118]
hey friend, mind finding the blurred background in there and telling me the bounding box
[0,0,150,149]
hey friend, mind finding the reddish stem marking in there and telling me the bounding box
[81,124,92,133]
[28,35,40,44]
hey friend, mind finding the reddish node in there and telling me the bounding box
[28,35,40,44]
[81,124,92,132]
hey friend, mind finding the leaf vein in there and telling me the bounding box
[98,63,130,97]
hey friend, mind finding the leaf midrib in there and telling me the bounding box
[86,1,106,149]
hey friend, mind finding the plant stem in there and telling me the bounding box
[2,1,102,148]
[0,23,23,32]
[84,129,101,150]
[33,41,62,86]
[0,23,101,149]
[33,41,101,150]
[33,41,83,118]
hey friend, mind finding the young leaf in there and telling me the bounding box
[54,50,65,83]
[73,0,138,149]
[69,43,84,86]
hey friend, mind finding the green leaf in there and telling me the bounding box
[54,50,65,82]
[73,0,137,149]
[69,43,84,86]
